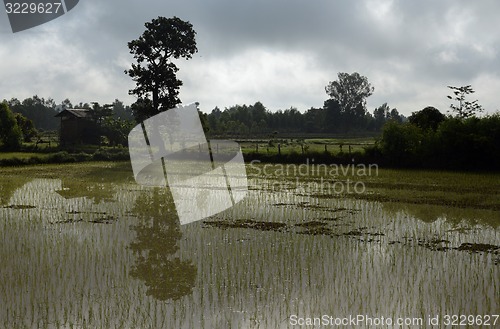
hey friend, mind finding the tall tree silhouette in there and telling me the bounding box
[126,16,197,122]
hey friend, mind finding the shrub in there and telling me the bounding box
[48,151,76,163]
[379,121,423,166]
[378,113,500,170]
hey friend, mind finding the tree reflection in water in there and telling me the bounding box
[129,187,196,301]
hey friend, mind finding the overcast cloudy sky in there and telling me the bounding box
[1,0,499,115]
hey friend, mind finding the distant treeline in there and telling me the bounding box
[3,96,134,131]
[4,95,405,137]
[0,97,135,150]
[3,95,499,171]
[203,101,404,137]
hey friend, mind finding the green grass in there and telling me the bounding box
[23,141,60,150]
[5,160,498,213]
[0,152,50,160]
[305,137,376,144]
[238,139,371,156]
[1,161,134,205]
[246,163,500,212]
[2,144,499,213]
[2,137,375,167]
[359,169,500,212]
[0,161,133,181]
[0,147,130,166]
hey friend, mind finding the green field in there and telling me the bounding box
[0,152,50,160]
[247,164,500,210]
[237,137,375,156]
[0,138,375,166]
[0,161,498,327]
[2,161,499,212]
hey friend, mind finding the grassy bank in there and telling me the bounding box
[237,137,374,156]
[0,148,130,166]
[0,161,134,180]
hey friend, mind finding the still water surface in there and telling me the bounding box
[0,175,498,328]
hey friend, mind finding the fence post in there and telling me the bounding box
[278,143,281,156]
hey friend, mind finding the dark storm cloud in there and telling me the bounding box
[1,0,499,114]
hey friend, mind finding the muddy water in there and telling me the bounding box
[0,176,498,328]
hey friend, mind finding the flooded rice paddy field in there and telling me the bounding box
[0,163,498,328]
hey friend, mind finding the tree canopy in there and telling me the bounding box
[0,102,23,150]
[5,96,58,131]
[379,113,500,169]
[126,16,198,122]
[408,106,445,131]
[447,85,483,119]
[325,73,374,113]
[201,100,404,137]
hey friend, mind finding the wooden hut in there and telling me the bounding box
[55,109,99,145]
